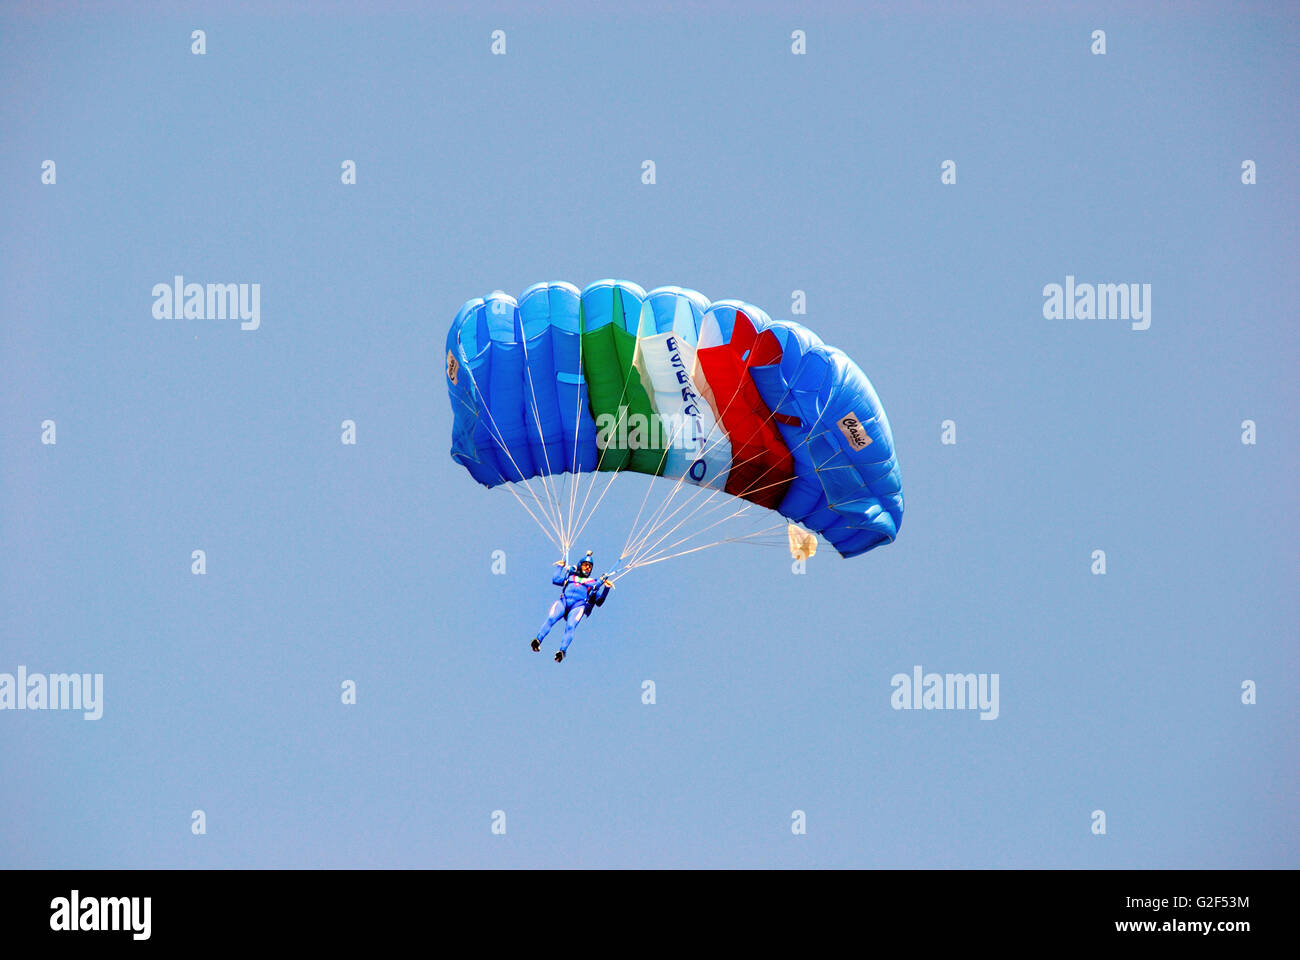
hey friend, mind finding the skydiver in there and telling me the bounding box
[531,550,613,662]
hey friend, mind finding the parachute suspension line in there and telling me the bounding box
[564,312,589,560]
[569,449,619,553]
[570,468,621,550]
[616,522,790,576]
[448,392,563,551]
[622,416,785,566]
[627,454,833,568]
[622,426,841,571]
[623,474,729,564]
[613,468,795,572]
[618,390,699,560]
[619,394,734,557]
[567,317,647,552]
[501,483,564,552]
[624,469,811,569]
[619,358,757,561]
[569,400,629,542]
[625,504,783,572]
[630,522,788,571]
[455,342,567,550]
[629,500,756,568]
[518,320,569,555]
[625,468,800,570]
[631,426,838,562]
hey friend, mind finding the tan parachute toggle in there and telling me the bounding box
[787,524,817,561]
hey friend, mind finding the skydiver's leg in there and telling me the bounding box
[535,600,565,643]
[559,605,585,654]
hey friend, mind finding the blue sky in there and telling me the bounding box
[2,0,1296,868]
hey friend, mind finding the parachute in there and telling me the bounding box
[445,280,902,578]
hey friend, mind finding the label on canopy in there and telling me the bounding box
[837,412,873,451]
[447,350,459,385]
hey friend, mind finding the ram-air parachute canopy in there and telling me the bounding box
[445,280,902,576]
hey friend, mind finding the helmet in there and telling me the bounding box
[578,550,594,573]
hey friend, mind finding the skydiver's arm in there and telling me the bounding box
[593,578,613,607]
[552,563,574,586]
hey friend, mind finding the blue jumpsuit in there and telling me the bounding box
[536,565,611,653]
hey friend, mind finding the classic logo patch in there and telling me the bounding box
[446,350,459,385]
[836,412,872,451]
